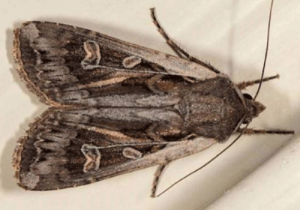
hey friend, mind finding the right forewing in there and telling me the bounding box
[13,21,217,106]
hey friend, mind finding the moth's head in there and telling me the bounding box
[242,93,266,124]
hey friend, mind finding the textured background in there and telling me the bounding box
[1,0,299,209]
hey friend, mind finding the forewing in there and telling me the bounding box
[13,21,216,106]
[13,109,216,190]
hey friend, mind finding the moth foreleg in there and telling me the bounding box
[150,8,185,58]
[146,74,164,94]
[236,74,279,90]
[151,163,169,198]
[237,128,294,135]
[146,122,183,142]
[150,8,220,73]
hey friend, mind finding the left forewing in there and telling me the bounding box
[13,108,217,190]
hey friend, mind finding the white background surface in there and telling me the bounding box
[1,0,299,210]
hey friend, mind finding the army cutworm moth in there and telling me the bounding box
[12,0,293,197]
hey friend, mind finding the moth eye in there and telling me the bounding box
[243,93,253,100]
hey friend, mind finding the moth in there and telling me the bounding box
[12,4,293,197]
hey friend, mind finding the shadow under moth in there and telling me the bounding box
[12,3,293,197]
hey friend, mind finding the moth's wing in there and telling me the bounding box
[13,21,217,106]
[13,109,216,190]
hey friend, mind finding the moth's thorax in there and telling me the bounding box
[180,94,230,125]
[176,77,245,142]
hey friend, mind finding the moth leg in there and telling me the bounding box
[146,123,164,141]
[151,163,169,198]
[147,123,185,143]
[237,74,279,90]
[146,74,165,94]
[150,8,220,73]
[237,128,294,135]
[150,8,184,58]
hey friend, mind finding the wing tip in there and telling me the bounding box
[13,24,45,104]
[12,109,56,190]
[13,23,63,107]
[12,136,26,179]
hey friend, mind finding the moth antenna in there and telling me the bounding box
[156,124,250,197]
[254,0,274,100]
[157,0,275,197]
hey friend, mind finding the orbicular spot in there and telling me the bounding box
[81,40,101,69]
[81,144,101,173]
[122,56,142,69]
[122,147,143,159]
